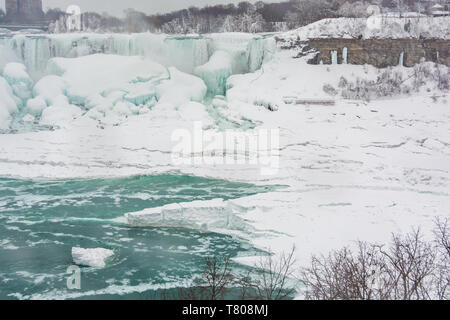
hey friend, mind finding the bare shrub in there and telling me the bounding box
[339,62,449,101]
[300,242,391,300]
[239,246,298,300]
[300,222,450,300]
[433,217,450,300]
[195,255,234,300]
[323,84,338,96]
[341,77,375,101]
[378,229,436,300]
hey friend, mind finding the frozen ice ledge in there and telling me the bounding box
[0,33,276,79]
[125,199,250,233]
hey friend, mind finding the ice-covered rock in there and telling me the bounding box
[3,62,31,82]
[156,67,207,106]
[21,114,35,123]
[72,247,114,268]
[195,51,232,95]
[26,96,47,116]
[33,75,67,106]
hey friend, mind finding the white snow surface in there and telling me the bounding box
[72,247,114,268]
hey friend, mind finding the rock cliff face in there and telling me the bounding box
[300,39,449,67]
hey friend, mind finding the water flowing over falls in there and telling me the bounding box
[0,175,280,299]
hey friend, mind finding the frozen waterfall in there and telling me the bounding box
[0,32,275,133]
[0,33,275,80]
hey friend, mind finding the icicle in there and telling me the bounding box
[342,47,348,64]
[398,52,404,67]
[331,50,338,65]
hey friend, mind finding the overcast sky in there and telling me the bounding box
[1,0,283,17]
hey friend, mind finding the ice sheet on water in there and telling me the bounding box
[125,199,248,232]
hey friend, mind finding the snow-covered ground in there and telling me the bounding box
[280,15,450,41]
[0,30,449,272]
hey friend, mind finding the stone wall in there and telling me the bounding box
[302,38,450,68]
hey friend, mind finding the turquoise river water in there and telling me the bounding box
[0,175,276,300]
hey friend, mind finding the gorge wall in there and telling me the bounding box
[300,38,450,68]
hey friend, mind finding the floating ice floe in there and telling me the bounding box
[72,247,114,268]
[195,50,232,96]
[125,199,247,232]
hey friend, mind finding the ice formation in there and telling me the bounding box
[331,50,338,65]
[0,33,274,79]
[194,51,232,95]
[3,63,33,101]
[342,47,348,64]
[25,96,47,116]
[72,247,114,268]
[399,52,404,67]
[0,32,275,132]
[126,199,247,231]
[0,76,19,130]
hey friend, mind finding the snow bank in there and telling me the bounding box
[194,51,232,95]
[281,16,450,41]
[72,247,114,268]
[26,96,47,116]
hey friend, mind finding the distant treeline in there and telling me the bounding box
[8,0,432,33]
